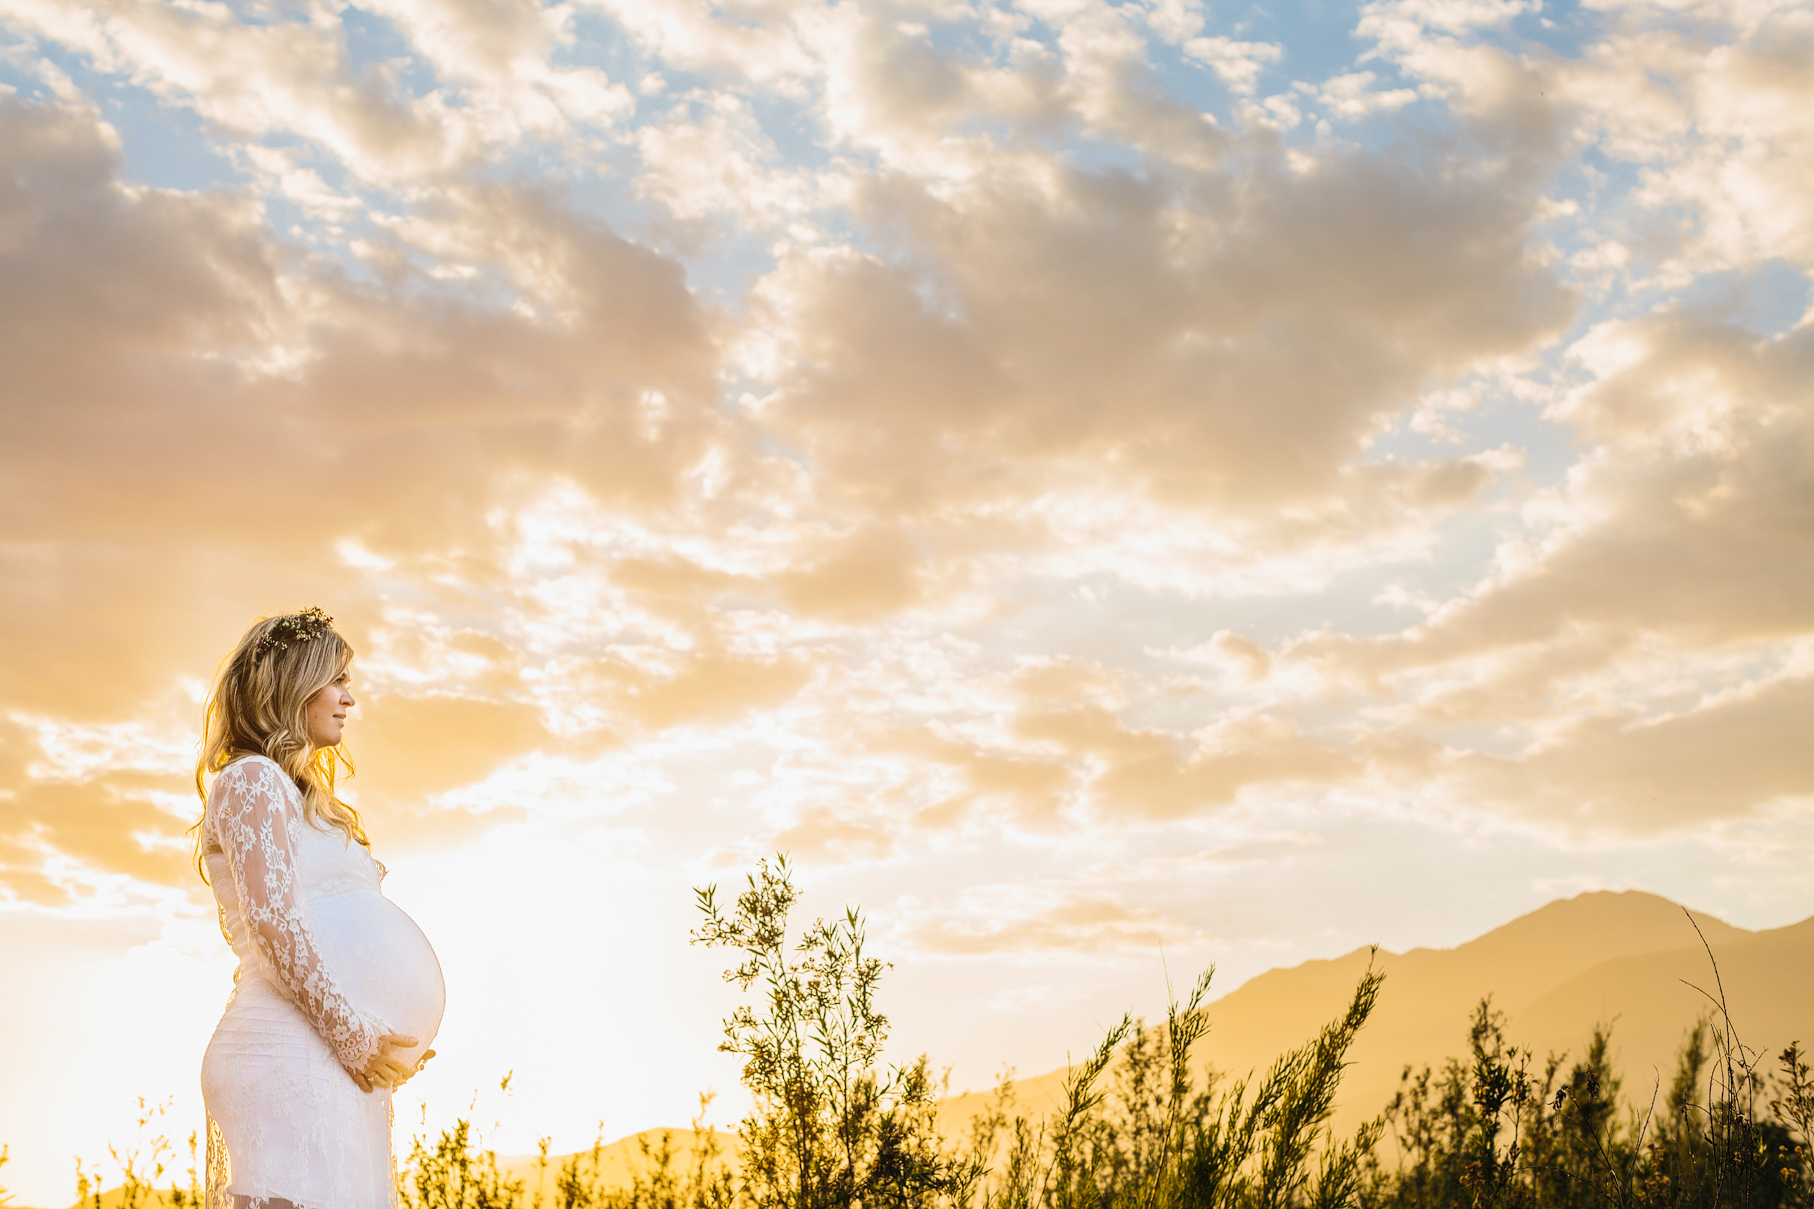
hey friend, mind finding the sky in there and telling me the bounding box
[1,0,1812,1199]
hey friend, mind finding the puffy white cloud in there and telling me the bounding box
[1183,34,1283,94]
[1317,70,1420,118]
[904,882,1193,954]
[0,0,631,186]
[635,91,821,226]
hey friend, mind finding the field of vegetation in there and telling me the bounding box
[12,857,1812,1209]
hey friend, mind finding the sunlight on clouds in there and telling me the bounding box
[1316,71,1420,118]
[635,94,820,226]
[1182,35,1282,94]
[904,885,1193,955]
[12,713,192,784]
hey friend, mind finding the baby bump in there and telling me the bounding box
[309,888,445,1067]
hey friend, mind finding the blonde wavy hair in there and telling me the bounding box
[191,610,369,881]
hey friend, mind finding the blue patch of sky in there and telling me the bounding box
[1367,414,1577,493]
[1402,507,1512,594]
[919,9,1004,57]
[1131,0,1411,125]
[469,5,857,323]
[235,131,417,288]
[747,91,838,173]
[1221,0,1370,78]
[549,147,793,322]
[1565,142,1648,216]
[551,7,658,95]
[12,42,242,191]
[682,232,793,321]
[1363,358,1581,482]
[0,36,52,99]
[341,6,438,97]
[1538,173,1804,334]
[1674,260,1813,340]
[1509,0,1602,57]
[1348,90,1810,481]
[551,4,821,152]
[1143,43,1248,126]
[259,130,350,183]
[267,199,374,274]
[1059,135,1155,177]
[1132,9,1480,159]
[1479,392,1578,484]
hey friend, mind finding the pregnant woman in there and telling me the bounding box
[193,608,445,1209]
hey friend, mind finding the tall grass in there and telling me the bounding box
[29,870,1813,1209]
[66,1099,202,1209]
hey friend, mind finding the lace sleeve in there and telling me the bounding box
[210,758,387,1072]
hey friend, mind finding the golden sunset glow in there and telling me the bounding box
[1,0,1812,1200]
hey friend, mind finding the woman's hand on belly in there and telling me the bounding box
[351,1032,419,1092]
[401,1048,437,1085]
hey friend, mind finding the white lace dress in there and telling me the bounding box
[200,755,444,1209]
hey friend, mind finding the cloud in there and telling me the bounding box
[0,0,452,181]
[901,881,1196,955]
[1183,35,1283,95]
[753,137,1571,532]
[750,659,1360,840]
[1294,311,1814,689]
[1013,703,1359,821]
[605,649,816,731]
[775,525,927,621]
[1317,71,1420,118]
[635,93,818,227]
[350,693,553,802]
[0,0,633,185]
[769,805,899,862]
[1356,0,1562,163]
[581,0,816,89]
[879,724,1073,828]
[0,96,720,552]
[0,716,194,899]
[1456,673,1814,828]
[1273,301,1814,831]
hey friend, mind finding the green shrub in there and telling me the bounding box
[691,854,979,1209]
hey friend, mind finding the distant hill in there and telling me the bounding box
[938,890,1814,1145]
[493,1127,737,1197]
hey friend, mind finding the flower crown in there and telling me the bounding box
[252,607,335,662]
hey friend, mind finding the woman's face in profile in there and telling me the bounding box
[305,665,356,750]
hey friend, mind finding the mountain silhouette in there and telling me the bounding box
[937,890,1812,1143]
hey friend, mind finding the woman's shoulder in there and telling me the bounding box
[219,751,281,775]
[211,753,292,800]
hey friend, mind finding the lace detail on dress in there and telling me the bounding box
[209,757,387,1072]
[206,1113,230,1209]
